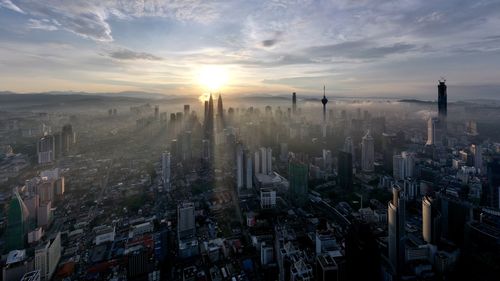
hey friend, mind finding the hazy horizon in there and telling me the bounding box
[1,0,500,99]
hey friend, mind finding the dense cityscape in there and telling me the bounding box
[1,81,500,280]
[1,1,500,280]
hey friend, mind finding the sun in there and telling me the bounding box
[197,65,229,92]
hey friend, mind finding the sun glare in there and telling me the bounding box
[197,65,229,92]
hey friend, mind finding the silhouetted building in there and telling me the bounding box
[438,80,447,126]
[289,160,308,206]
[321,86,328,138]
[292,92,297,115]
[338,151,353,190]
[487,158,500,209]
[315,254,339,281]
[216,94,224,132]
[61,124,74,155]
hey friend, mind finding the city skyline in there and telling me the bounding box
[1,1,500,99]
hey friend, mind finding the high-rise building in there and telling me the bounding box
[266,147,272,175]
[201,139,211,162]
[205,94,214,138]
[260,188,276,209]
[292,92,297,115]
[438,80,447,125]
[321,86,328,138]
[61,124,74,155]
[5,191,29,252]
[426,117,439,146]
[181,131,192,161]
[260,147,267,174]
[470,144,483,174]
[487,158,500,209]
[236,145,253,192]
[237,145,244,190]
[280,143,288,162]
[323,149,332,172]
[422,196,441,244]
[344,137,355,162]
[315,254,339,281]
[254,151,260,174]
[184,104,190,117]
[338,151,353,190]
[392,151,415,180]
[177,202,196,240]
[37,135,55,164]
[161,152,171,192]
[388,184,406,276]
[246,151,253,188]
[216,94,224,132]
[34,232,61,281]
[256,147,272,175]
[289,160,308,206]
[361,130,374,172]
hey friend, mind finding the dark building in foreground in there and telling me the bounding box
[487,158,500,209]
[288,160,308,206]
[338,151,353,190]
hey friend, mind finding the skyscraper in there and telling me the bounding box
[205,93,214,138]
[344,137,355,162]
[61,124,74,155]
[470,144,483,174]
[487,158,500,209]
[387,184,406,276]
[5,190,29,252]
[236,145,253,192]
[321,86,328,138]
[361,130,374,172]
[392,151,415,180]
[177,202,196,240]
[184,104,190,117]
[425,117,439,146]
[237,145,244,190]
[37,135,55,164]
[422,196,441,245]
[161,152,171,192]
[216,94,225,132]
[289,160,308,206]
[438,79,447,125]
[338,151,353,190]
[201,139,211,162]
[292,92,297,115]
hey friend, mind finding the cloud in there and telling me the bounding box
[261,31,283,47]
[8,0,222,42]
[0,0,25,14]
[27,19,59,31]
[107,48,163,61]
[262,39,278,47]
[305,41,417,60]
[416,11,443,24]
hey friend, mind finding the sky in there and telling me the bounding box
[1,0,500,100]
